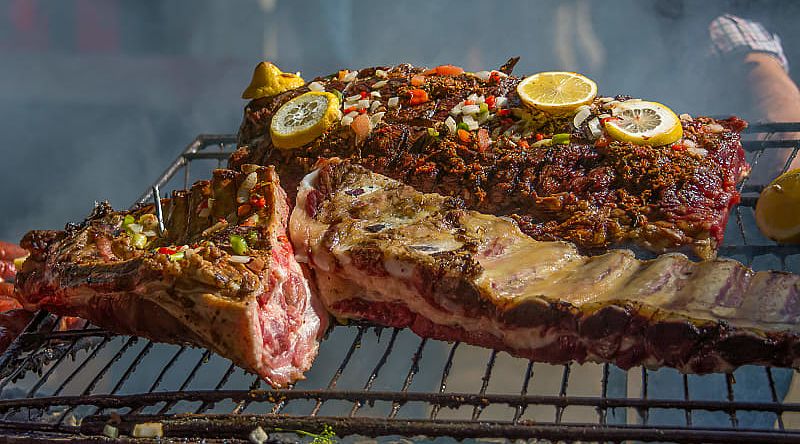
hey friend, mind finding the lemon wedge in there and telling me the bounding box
[604,100,683,146]
[270,92,341,149]
[516,71,597,114]
[755,168,800,243]
[242,62,305,100]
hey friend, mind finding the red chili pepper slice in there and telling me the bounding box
[158,247,177,255]
[485,95,496,109]
[518,139,530,149]
[344,106,357,114]
[250,195,266,208]
[535,133,544,141]
[359,91,368,99]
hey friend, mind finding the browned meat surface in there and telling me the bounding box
[232,61,749,259]
[16,166,327,387]
[291,160,800,374]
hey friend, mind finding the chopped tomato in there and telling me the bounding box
[489,71,501,83]
[408,89,429,105]
[463,100,475,106]
[157,247,177,255]
[423,64,465,76]
[535,133,544,141]
[344,106,358,114]
[457,129,471,144]
[237,204,251,217]
[410,75,426,87]
[250,195,266,208]
[595,137,611,148]
[497,109,511,117]
[518,139,530,149]
[485,95,496,109]
[672,144,687,151]
[358,108,367,114]
[476,128,490,151]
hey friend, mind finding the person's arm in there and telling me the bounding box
[711,15,800,172]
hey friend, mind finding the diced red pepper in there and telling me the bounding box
[485,95,496,109]
[359,108,367,114]
[344,106,357,114]
[463,99,475,106]
[158,247,177,255]
[411,75,426,87]
[535,133,544,141]
[408,89,429,105]
[601,117,620,126]
[595,137,611,148]
[250,195,266,208]
[457,129,471,144]
[497,109,511,117]
[359,91,368,99]
[237,204,251,217]
[518,139,530,149]
[489,71,501,83]
[672,144,686,151]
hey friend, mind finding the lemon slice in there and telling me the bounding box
[516,71,597,114]
[270,92,341,149]
[604,100,683,146]
[755,168,800,243]
[242,62,305,99]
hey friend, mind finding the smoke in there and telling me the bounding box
[0,0,797,242]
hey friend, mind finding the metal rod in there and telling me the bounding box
[430,342,460,420]
[388,337,427,419]
[472,350,498,421]
[152,185,165,236]
[349,328,399,417]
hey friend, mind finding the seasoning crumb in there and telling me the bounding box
[132,422,164,438]
[249,426,269,444]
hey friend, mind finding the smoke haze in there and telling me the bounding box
[1,0,798,241]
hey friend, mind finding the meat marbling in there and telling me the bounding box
[291,159,800,374]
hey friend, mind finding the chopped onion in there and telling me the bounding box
[445,116,457,134]
[370,91,381,98]
[706,123,725,133]
[343,70,358,82]
[473,70,491,81]
[241,164,260,174]
[604,100,621,110]
[127,223,143,234]
[341,115,354,126]
[357,99,370,109]
[371,80,388,89]
[462,114,479,130]
[142,230,157,237]
[346,110,359,118]
[229,255,251,264]
[308,81,324,92]
[467,93,479,103]
[132,423,163,438]
[680,113,693,121]
[476,95,486,104]
[249,426,269,444]
[387,97,400,108]
[370,100,381,113]
[103,425,119,439]
[495,96,508,108]
[375,69,388,79]
[587,117,603,139]
[683,138,698,149]
[450,102,464,116]
[687,147,708,157]
[236,172,258,204]
[573,105,591,128]
[461,104,480,115]
[346,94,361,102]
[370,112,386,126]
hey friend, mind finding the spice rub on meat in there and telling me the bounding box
[232,59,749,259]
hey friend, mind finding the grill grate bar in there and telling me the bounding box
[350,328,400,417]
[554,364,572,424]
[512,360,535,425]
[641,368,650,425]
[471,349,498,421]
[388,337,427,419]
[767,368,786,431]
[430,342,460,420]
[196,362,238,414]
[309,326,365,417]
[726,373,739,428]
[157,349,213,415]
[683,374,693,427]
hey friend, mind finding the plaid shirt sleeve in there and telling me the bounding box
[709,14,789,72]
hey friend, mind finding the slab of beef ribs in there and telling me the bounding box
[291,159,799,374]
[16,165,327,387]
[231,61,748,260]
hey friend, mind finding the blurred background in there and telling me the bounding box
[1,0,800,241]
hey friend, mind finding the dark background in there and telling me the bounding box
[2,0,799,242]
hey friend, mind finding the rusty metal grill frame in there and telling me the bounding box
[0,124,798,442]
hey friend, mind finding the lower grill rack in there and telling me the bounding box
[0,124,798,443]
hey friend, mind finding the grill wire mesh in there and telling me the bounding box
[0,124,799,443]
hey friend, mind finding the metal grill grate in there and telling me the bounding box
[0,124,799,443]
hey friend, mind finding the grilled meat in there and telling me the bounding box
[232,61,749,260]
[291,159,799,373]
[16,165,327,387]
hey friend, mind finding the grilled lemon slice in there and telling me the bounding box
[242,61,305,100]
[604,100,683,146]
[756,168,800,244]
[516,71,597,114]
[270,92,341,149]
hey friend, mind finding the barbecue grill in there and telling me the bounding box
[0,123,798,443]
